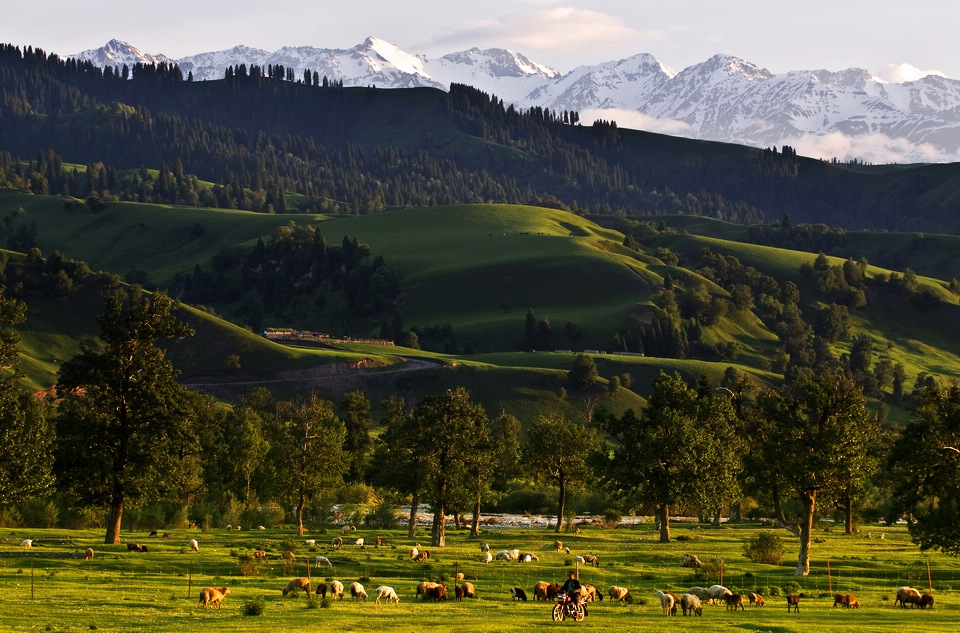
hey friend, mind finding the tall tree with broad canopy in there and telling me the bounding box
[338,390,373,482]
[524,414,602,533]
[888,380,960,556]
[55,286,194,544]
[0,282,55,503]
[369,396,425,538]
[269,394,346,537]
[601,371,741,543]
[413,388,490,547]
[754,369,878,575]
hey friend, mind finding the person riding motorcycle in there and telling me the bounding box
[560,571,588,616]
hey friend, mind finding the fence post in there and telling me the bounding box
[187,562,193,599]
[828,559,832,595]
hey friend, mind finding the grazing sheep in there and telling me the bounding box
[723,594,745,611]
[282,551,296,562]
[580,583,603,602]
[786,593,805,613]
[197,586,230,609]
[509,548,520,561]
[341,525,354,533]
[680,593,703,616]
[330,580,344,600]
[582,554,600,567]
[681,553,704,568]
[413,550,430,562]
[481,551,493,564]
[355,538,365,547]
[253,550,266,561]
[748,592,765,607]
[126,543,142,552]
[607,585,632,602]
[666,591,680,615]
[189,539,199,552]
[161,533,172,538]
[573,555,586,564]
[918,593,934,609]
[425,585,447,601]
[83,548,95,561]
[708,584,733,604]
[376,585,399,604]
[148,530,158,538]
[304,539,316,547]
[480,542,490,553]
[654,590,675,616]
[565,546,570,554]
[455,585,465,601]
[225,524,232,531]
[496,550,512,561]
[282,578,312,596]
[416,581,440,599]
[687,586,712,603]
[546,583,562,601]
[410,546,419,560]
[896,586,922,608]
[518,552,540,562]
[314,582,328,598]
[331,537,343,549]
[510,587,528,601]
[461,582,476,599]
[315,555,332,568]
[350,582,368,601]
[258,525,266,530]
[554,540,563,552]
[534,581,550,602]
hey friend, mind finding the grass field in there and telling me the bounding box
[2,521,957,632]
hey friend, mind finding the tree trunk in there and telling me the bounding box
[659,504,671,543]
[712,507,722,527]
[795,489,816,576]
[730,500,742,523]
[296,492,306,537]
[432,501,446,547]
[843,489,854,535]
[407,490,419,538]
[105,493,123,545]
[471,494,482,537]
[555,473,566,534]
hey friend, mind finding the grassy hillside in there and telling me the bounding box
[5,189,960,423]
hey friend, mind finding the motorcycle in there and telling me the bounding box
[552,592,585,621]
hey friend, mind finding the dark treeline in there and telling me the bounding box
[6,43,959,230]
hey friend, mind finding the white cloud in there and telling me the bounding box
[580,108,694,136]
[876,63,947,83]
[784,132,956,164]
[421,8,639,55]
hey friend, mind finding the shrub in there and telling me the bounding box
[782,581,802,596]
[754,586,770,596]
[237,554,262,577]
[768,586,783,597]
[242,597,265,616]
[743,531,784,565]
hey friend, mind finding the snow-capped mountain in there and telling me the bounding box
[71,39,960,162]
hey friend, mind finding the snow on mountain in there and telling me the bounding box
[70,39,960,162]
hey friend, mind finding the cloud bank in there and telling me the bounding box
[876,63,947,83]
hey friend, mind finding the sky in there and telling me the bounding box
[2,0,957,82]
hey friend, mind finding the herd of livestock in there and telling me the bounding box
[17,534,940,617]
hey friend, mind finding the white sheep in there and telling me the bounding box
[189,539,199,552]
[341,525,354,534]
[355,537,365,547]
[608,585,632,602]
[481,551,493,564]
[655,589,675,616]
[20,539,32,548]
[495,549,512,561]
[687,586,711,602]
[332,537,343,548]
[708,584,732,604]
[680,593,703,616]
[315,555,333,568]
[350,581,368,601]
[330,579,344,600]
[304,539,316,547]
[480,542,490,552]
[410,546,419,560]
[509,548,520,561]
[574,555,586,564]
[375,585,400,604]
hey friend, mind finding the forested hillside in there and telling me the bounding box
[4,43,960,231]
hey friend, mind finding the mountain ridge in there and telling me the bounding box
[69,38,960,163]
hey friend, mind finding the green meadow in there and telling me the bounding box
[1,522,957,632]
